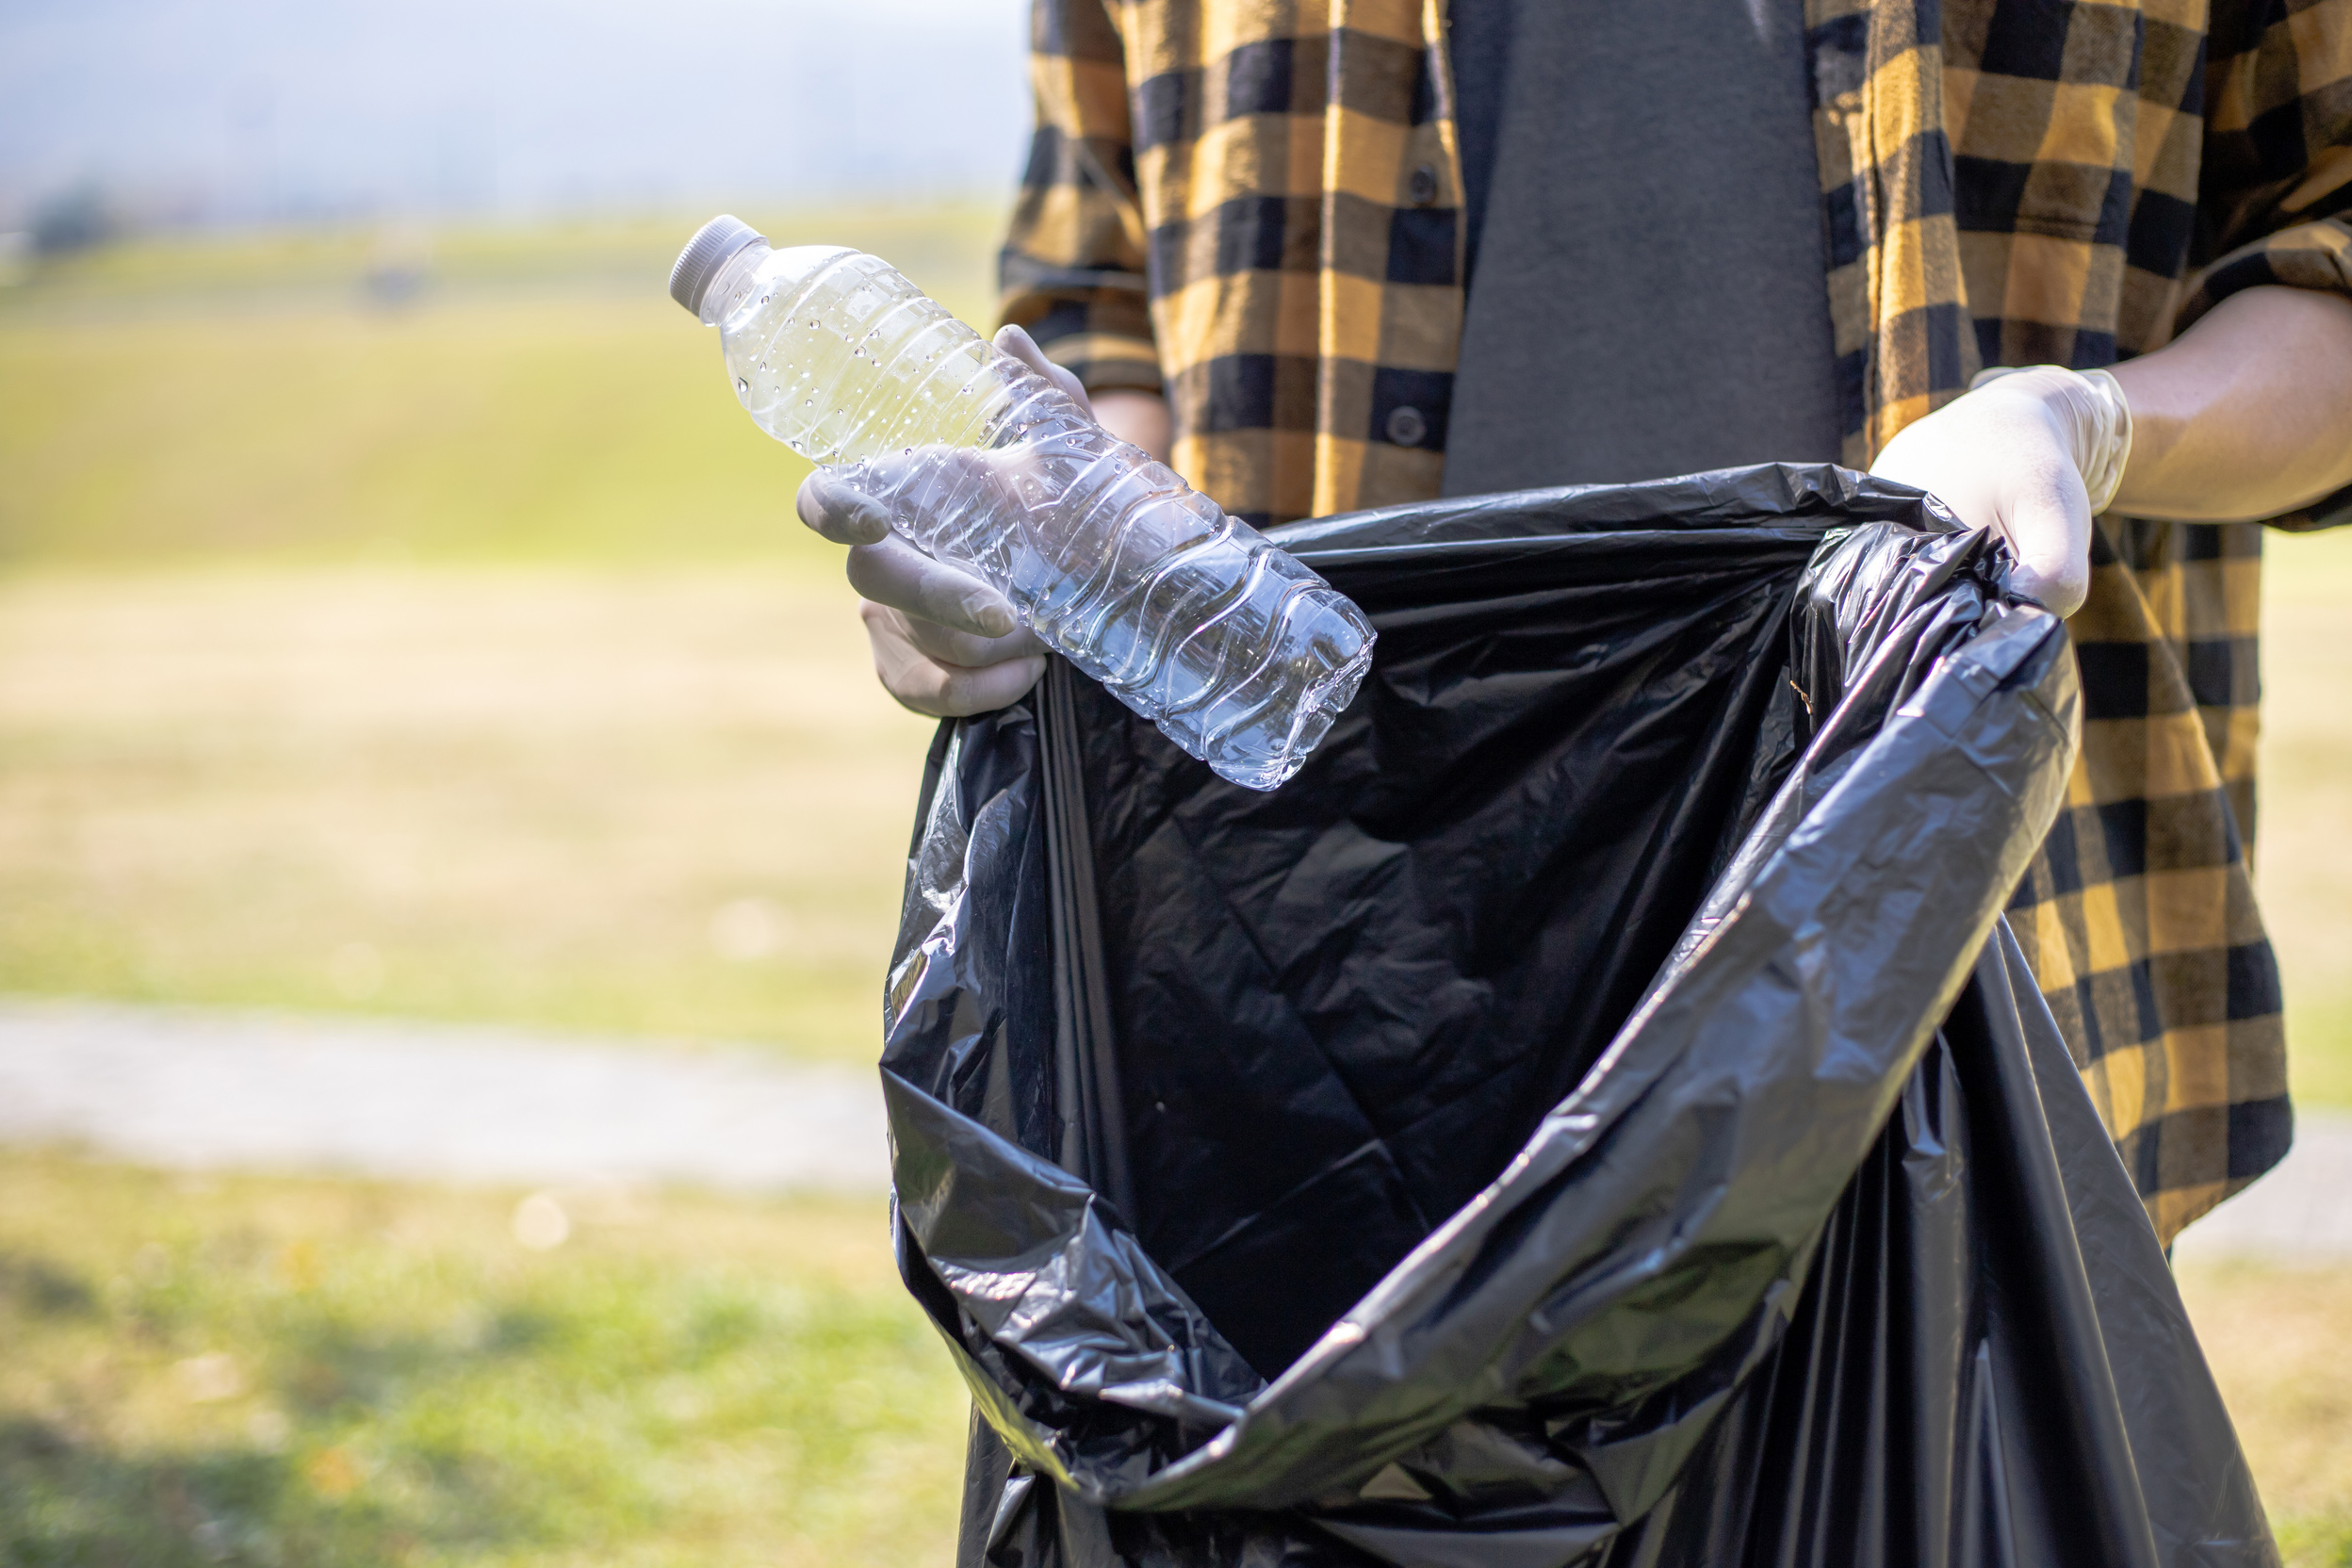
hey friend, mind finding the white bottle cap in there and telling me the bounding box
[668,215,766,317]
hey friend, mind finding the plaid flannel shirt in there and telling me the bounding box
[1000,0,2352,1243]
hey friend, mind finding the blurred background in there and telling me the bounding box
[2,0,2348,1563]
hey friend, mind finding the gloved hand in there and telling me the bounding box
[794,324,1083,717]
[1868,365,2132,617]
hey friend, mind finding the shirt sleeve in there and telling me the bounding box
[997,0,1164,400]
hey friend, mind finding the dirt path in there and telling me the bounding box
[0,998,887,1195]
[0,996,2342,1259]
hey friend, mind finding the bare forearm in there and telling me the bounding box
[2110,286,2352,522]
[1093,389,1172,465]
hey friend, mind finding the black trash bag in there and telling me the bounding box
[879,465,2275,1568]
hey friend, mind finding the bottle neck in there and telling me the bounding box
[699,240,773,327]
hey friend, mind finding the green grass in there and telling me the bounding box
[1,218,2349,1559]
[0,1152,2344,1567]
[2258,529,2352,1108]
[0,212,994,1054]
[4,216,2345,1083]
[0,210,1002,321]
[0,567,934,1059]
[0,1152,967,1567]
[0,208,1003,565]
[1,543,2344,1078]
[2178,1255,2352,1566]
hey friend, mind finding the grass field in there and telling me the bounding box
[2189,1253,2352,1566]
[0,1152,2344,1566]
[0,209,1001,566]
[0,216,980,1055]
[0,566,932,1058]
[4,542,2347,1076]
[2254,529,2352,1106]
[5,216,2347,1073]
[0,1153,965,1567]
[3,219,2350,1561]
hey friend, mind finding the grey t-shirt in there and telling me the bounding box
[1439,0,1844,495]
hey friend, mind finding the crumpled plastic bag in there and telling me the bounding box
[879,465,2276,1568]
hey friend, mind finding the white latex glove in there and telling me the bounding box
[1868,365,2132,617]
[794,324,1086,717]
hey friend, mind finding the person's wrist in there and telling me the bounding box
[1090,388,1172,464]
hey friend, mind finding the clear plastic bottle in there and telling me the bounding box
[668,215,1375,792]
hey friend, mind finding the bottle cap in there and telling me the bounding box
[669,215,766,317]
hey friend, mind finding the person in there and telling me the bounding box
[800,0,2352,1247]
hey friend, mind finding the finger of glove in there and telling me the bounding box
[1991,469,2092,618]
[863,605,1049,718]
[897,604,1044,667]
[795,467,892,547]
[846,533,1021,640]
[862,596,1042,671]
[892,652,1050,719]
[993,324,1093,416]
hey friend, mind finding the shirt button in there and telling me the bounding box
[1385,404,1429,447]
[1408,164,1440,205]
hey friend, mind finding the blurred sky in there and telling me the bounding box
[0,0,1035,231]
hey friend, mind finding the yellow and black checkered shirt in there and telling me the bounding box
[999,0,2352,1243]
